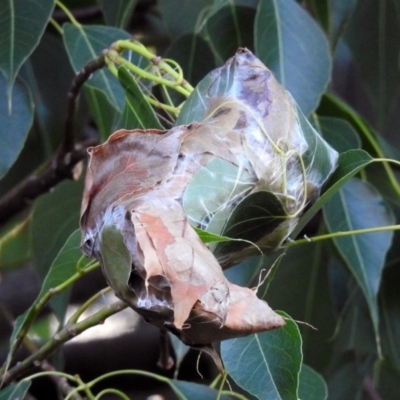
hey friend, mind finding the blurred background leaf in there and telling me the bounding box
[255,0,331,115]
[0,75,33,179]
[0,0,54,96]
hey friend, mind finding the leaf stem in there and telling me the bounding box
[94,389,130,400]
[65,369,173,400]
[105,50,192,98]
[67,287,111,324]
[55,0,81,27]
[49,18,64,35]
[113,40,194,93]
[285,224,400,247]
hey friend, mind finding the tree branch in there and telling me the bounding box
[1,301,127,385]
[0,56,106,226]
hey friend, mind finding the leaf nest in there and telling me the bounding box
[80,49,338,346]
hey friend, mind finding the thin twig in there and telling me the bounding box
[1,301,127,385]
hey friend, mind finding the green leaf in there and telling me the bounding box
[166,34,216,87]
[291,149,374,238]
[168,333,190,378]
[318,116,361,153]
[63,23,131,112]
[214,191,287,257]
[45,230,91,322]
[116,66,163,130]
[323,178,395,347]
[263,242,337,372]
[205,5,256,63]
[299,364,328,400]
[375,359,400,400]
[99,221,134,302]
[0,214,31,270]
[32,179,84,281]
[255,0,331,115]
[0,0,54,96]
[0,380,31,400]
[221,312,302,400]
[26,32,86,153]
[326,353,370,400]
[318,92,388,158]
[333,280,377,355]
[84,85,121,140]
[158,0,213,38]
[296,103,339,192]
[183,158,254,229]
[99,0,137,29]
[0,74,34,179]
[309,0,330,33]
[169,380,233,400]
[330,0,357,49]
[345,0,400,129]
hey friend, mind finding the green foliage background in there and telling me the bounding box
[1,0,400,399]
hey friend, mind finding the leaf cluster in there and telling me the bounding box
[1,0,400,399]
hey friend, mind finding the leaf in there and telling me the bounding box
[309,0,330,33]
[99,0,137,29]
[169,380,233,400]
[183,158,254,229]
[326,354,368,400]
[255,0,331,115]
[157,0,213,38]
[214,191,288,258]
[318,116,361,153]
[0,214,31,270]
[0,380,31,400]
[291,149,374,238]
[116,66,163,130]
[168,333,191,377]
[27,32,87,152]
[332,279,377,355]
[221,312,302,400]
[375,359,400,400]
[318,92,388,158]
[63,23,132,112]
[298,364,328,400]
[165,34,216,88]
[0,74,34,179]
[84,85,121,141]
[323,178,395,346]
[345,0,400,129]
[264,242,337,372]
[205,5,256,63]
[32,179,84,282]
[164,33,216,106]
[0,0,54,97]
[330,0,357,49]
[99,222,134,302]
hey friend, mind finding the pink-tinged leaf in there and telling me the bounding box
[81,126,194,256]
